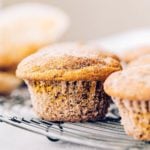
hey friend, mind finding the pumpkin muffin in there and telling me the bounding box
[128,54,150,67]
[16,43,122,122]
[0,72,21,95]
[121,46,150,63]
[0,2,69,70]
[85,43,120,61]
[39,42,120,61]
[104,65,150,140]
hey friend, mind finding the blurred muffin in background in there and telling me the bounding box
[128,54,150,67]
[16,42,122,122]
[0,2,69,70]
[121,46,150,63]
[89,40,150,65]
[0,2,69,94]
[0,72,21,95]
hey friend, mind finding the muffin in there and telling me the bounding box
[104,65,150,140]
[44,42,120,61]
[0,3,69,94]
[128,54,150,67]
[86,44,120,61]
[121,46,150,63]
[0,72,21,95]
[16,43,122,122]
[0,2,69,70]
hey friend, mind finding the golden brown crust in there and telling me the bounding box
[104,65,150,101]
[16,43,122,81]
[121,46,150,63]
[0,72,21,94]
[0,3,69,69]
[128,54,150,67]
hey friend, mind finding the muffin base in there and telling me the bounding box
[26,80,110,122]
[113,98,150,141]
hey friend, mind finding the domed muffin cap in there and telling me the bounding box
[0,3,69,69]
[85,43,120,61]
[104,65,150,101]
[16,42,122,81]
[128,54,150,67]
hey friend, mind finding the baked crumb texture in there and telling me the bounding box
[114,98,150,141]
[26,80,110,122]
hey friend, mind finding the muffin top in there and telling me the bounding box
[16,42,122,81]
[0,3,69,69]
[86,43,120,61]
[121,46,150,63]
[104,65,150,101]
[128,54,150,67]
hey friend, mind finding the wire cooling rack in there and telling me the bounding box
[0,88,149,150]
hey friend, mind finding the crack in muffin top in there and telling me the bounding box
[104,65,150,101]
[16,42,122,81]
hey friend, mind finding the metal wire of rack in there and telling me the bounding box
[0,88,150,150]
[0,115,149,150]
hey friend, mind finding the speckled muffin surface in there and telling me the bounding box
[16,42,122,81]
[0,3,69,69]
[104,65,150,101]
[26,80,110,122]
[85,42,120,61]
[17,42,122,122]
[104,65,150,140]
